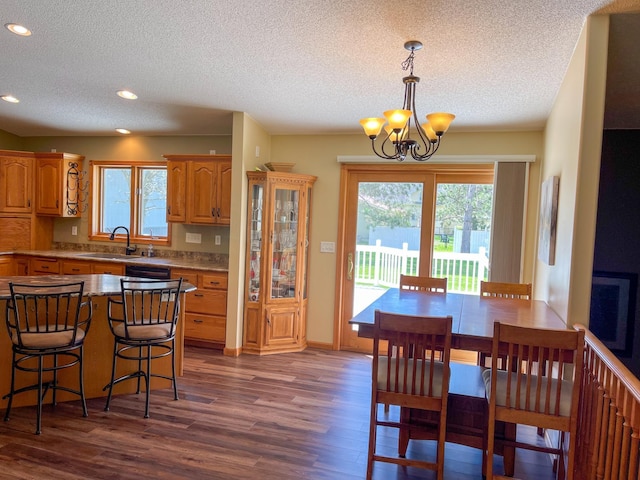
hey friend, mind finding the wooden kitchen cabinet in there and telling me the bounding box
[0,150,33,213]
[0,256,12,275]
[172,268,227,349]
[35,152,85,217]
[243,171,316,355]
[163,155,231,225]
[166,159,187,222]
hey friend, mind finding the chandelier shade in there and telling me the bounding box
[359,41,454,162]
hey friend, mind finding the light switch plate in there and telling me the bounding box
[320,241,335,253]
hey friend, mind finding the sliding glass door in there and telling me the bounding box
[336,164,494,352]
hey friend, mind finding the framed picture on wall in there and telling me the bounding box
[590,271,637,357]
[537,175,559,265]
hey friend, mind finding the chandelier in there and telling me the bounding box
[360,40,455,162]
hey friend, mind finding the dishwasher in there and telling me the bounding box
[125,264,172,279]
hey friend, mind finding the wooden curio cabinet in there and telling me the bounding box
[243,171,316,355]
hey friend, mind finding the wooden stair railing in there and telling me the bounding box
[574,324,640,480]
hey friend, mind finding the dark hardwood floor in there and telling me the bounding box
[0,347,557,479]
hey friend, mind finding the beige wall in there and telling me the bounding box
[0,130,24,150]
[270,131,544,345]
[535,15,608,327]
[226,112,272,350]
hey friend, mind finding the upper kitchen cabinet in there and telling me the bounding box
[166,159,187,222]
[163,154,232,225]
[35,152,86,217]
[0,150,33,214]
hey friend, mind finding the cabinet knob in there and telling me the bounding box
[193,318,204,324]
[211,209,215,217]
[167,207,171,214]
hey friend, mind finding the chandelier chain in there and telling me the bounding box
[401,49,415,75]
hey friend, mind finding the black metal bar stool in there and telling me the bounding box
[3,281,93,434]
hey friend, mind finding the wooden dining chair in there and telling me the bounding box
[367,310,452,480]
[479,281,532,300]
[478,281,532,368]
[399,274,447,294]
[483,322,584,480]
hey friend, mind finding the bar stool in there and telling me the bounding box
[103,278,183,418]
[3,281,93,434]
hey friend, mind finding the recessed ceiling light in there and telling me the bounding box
[1,95,20,103]
[5,23,32,36]
[116,128,131,135]
[116,90,138,100]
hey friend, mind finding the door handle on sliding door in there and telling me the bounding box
[347,253,354,281]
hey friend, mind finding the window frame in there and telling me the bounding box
[89,160,171,246]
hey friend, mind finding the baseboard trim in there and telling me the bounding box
[306,341,334,350]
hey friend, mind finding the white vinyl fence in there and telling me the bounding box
[355,240,489,294]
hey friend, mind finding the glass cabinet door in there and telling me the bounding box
[271,187,299,299]
[248,183,263,302]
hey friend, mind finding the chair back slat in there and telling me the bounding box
[399,275,447,294]
[480,281,531,300]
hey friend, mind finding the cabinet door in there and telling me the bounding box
[35,159,62,215]
[0,257,12,276]
[166,160,187,222]
[265,305,299,347]
[216,160,232,225]
[187,161,216,224]
[0,156,33,213]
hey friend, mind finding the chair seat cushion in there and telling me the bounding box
[378,357,445,396]
[13,327,85,349]
[113,322,173,340]
[482,368,574,417]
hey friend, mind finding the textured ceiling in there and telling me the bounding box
[0,0,637,137]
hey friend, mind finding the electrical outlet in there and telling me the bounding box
[215,235,221,245]
[255,146,260,157]
[185,232,202,244]
[320,241,335,253]
[71,226,78,236]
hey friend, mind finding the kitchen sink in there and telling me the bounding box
[78,252,134,260]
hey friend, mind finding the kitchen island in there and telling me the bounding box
[0,274,195,409]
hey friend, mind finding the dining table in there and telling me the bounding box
[349,288,568,477]
[349,288,567,351]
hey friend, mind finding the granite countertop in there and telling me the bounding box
[0,273,197,299]
[5,249,228,273]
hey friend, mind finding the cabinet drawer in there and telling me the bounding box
[62,261,92,275]
[186,289,227,316]
[31,258,60,274]
[171,269,199,286]
[202,272,227,290]
[184,313,225,342]
[92,263,125,275]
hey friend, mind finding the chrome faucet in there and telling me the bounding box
[109,226,137,255]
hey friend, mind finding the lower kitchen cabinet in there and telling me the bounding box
[172,269,227,349]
